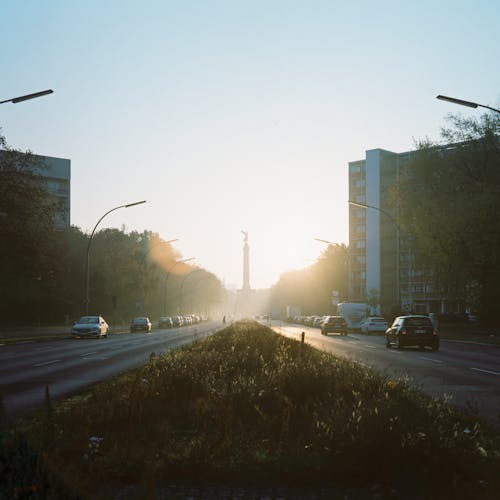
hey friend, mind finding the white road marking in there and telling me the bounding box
[80,351,98,357]
[33,359,61,367]
[471,367,500,377]
[0,352,17,359]
[420,356,444,364]
[364,344,377,349]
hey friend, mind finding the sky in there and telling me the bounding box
[1,0,499,289]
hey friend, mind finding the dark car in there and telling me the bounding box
[158,316,173,328]
[130,317,152,333]
[320,316,348,336]
[385,315,439,351]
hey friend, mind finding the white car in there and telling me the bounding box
[360,316,388,334]
[71,316,109,338]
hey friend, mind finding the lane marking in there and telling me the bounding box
[0,352,18,359]
[33,359,61,367]
[364,345,377,349]
[420,356,444,364]
[80,351,98,357]
[471,367,500,377]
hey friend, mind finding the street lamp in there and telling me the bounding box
[348,200,402,311]
[436,95,500,114]
[179,268,205,314]
[314,238,347,304]
[0,89,54,105]
[84,200,146,315]
[136,238,178,313]
[163,257,195,314]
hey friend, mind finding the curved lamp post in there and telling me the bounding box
[163,257,195,314]
[314,238,347,304]
[348,200,402,310]
[179,268,205,314]
[436,95,500,114]
[84,200,146,314]
[136,238,178,312]
[0,89,54,105]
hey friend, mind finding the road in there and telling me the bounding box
[0,321,221,420]
[271,321,500,429]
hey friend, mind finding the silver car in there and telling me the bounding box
[71,316,109,339]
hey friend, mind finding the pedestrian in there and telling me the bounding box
[222,315,226,325]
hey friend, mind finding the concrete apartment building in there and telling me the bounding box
[0,151,71,230]
[38,154,71,230]
[348,148,459,316]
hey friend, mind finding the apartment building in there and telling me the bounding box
[348,148,457,316]
[38,154,71,230]
[0,151,71,230]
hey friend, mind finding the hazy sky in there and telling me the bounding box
[1,0,499,289]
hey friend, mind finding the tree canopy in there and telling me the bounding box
[270,243,348,317]
[393,112,500,323]
[0,131,225,325]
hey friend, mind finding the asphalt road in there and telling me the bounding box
[0,321,221,421]
[271,321,500,429]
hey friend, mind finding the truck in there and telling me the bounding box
[336,302,369,330]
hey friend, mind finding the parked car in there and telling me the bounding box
[312,316,324,328]
[360,316,388,334]
[320,316,348,336]
[158,316,173,328]
[130,317,152,333]
[171,316,183,327]
[71,316,108,339]
[385,315,439,350]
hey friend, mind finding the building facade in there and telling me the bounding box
[37,154,71,230]
[0,150,70,230]
[348,148,459,316]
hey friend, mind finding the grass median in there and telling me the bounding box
[1,320,499,498]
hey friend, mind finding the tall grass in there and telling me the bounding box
[1,320,499,498]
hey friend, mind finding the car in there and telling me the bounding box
[386,315,439,351]
[130,317,152,333]
[158,316,173,328]
[360,316,388,334]
[71,316,108,339]
[171,316,183,327]
[320,316,348,336]
[312,316,324,328]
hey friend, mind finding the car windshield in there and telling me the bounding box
[133,318,147,323]
[78,317,99,324]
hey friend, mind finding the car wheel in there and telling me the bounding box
[397,337,404,350]
[386,336,391,348]
[431,342,439,351]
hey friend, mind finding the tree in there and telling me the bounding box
[393,112,500,324]
[270,243,348,317]
[0,132,61,320]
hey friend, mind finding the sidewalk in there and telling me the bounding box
[438,323,500,346]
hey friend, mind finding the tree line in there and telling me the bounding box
[270,243,348,318]
[393,112,500,325]
[270,113,499,324]
[0,132,224,326]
